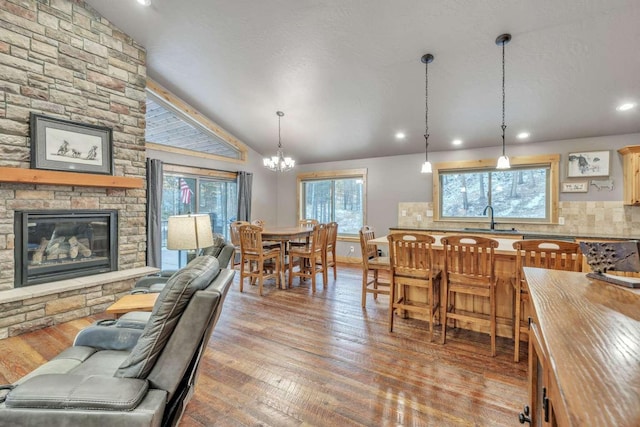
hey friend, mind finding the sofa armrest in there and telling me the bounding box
[5,374,148,411]
[217,244,235,269]
[73,320,144,351]
[133,276,170,290]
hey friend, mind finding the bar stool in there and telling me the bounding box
[387,232,441,342]
[512,239,582,362]
[441,235,499,356]
[358,225,390,307]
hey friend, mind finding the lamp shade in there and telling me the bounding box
[167,214,214,250]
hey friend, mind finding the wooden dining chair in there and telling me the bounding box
[251,219,265,227]
[249,219,279,249]
[512,239,582,362]
[441,235,499,356]
[359,225,390,308]
[229,220,250,269]
[288,223,327,292]
[387,233,441,342]
[298,219,319,228]
[290,219,320,248]
[325,222,338,280]
[238,224,281,296]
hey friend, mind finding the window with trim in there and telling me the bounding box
[298,169,367,236]
[434,155,559,223]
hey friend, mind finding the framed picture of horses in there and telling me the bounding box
[30,113,113,175]
[566,150,610,178]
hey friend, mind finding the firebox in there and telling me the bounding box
[14,210,118,287]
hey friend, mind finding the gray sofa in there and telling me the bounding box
[133,236,235,293]
[0,255,234,427]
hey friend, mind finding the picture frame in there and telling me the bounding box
[30,113,113,175]
[561,181,589,193]
[566,150,610,178]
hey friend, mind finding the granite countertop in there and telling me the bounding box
[389,226,640,241]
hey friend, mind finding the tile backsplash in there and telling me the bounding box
[397,201,640,238]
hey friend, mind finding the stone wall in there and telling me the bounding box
[0,267,156,338]
[0,0,147,290]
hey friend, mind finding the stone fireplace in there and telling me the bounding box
[14,210,118,287]
[0,0,157,338]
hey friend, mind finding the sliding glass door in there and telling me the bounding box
[161,174,237,269]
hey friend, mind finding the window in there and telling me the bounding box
[298,169,367,236]
[434,155,559,223]
[145,79,247,162]
[161,166,237,269]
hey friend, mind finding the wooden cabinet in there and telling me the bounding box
[522,267,640,426]
[618,145,640,205]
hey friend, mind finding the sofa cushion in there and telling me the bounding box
[115,256,221,379]
[5,374,148,411]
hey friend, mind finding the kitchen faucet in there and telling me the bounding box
[483,205,495,230]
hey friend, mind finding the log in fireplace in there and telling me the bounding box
[14,210,118,287]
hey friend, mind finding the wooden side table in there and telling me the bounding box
[105,293,158,317]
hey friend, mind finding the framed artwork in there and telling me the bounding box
[30,113,113,175]
[561,181,589,193]
[566,150,610,178]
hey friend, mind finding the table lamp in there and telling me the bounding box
[167,214,214,264]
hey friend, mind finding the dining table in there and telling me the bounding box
[260,226,314,289]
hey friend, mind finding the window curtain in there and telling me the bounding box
[146,158,163,268]
[236,171,252,221]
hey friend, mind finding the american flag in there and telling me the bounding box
[179,178,192,204]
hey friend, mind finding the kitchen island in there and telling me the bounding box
[378,227,639,342]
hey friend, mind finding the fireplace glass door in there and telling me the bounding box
[15,210,118,287]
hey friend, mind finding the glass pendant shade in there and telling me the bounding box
[421,161,433,174]
[264,111,295,172]
[496,155,510,169]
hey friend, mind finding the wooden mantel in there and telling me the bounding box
[0,167,144,189]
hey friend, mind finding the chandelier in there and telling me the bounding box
[263,111,295,172]
[420,53,434,174]
[496,33,512,169]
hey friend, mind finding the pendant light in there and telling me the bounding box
[496,33,511,169]
[420,53,434,174]
[263,111,295,172]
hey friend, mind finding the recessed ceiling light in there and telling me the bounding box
[395,132,406,140]
[452,139,462,145]
[616,102,637,112]
[137,0,151,6]
[517,132,530,139]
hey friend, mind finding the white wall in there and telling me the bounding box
[276,133,639,251]
[149,132,639,245]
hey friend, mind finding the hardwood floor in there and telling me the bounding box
[0,265,528,426]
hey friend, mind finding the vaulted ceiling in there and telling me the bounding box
[85,0,640,164]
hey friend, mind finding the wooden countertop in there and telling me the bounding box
[370,233,519,255]
[524,267,640,426]
[390,226,640,241]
